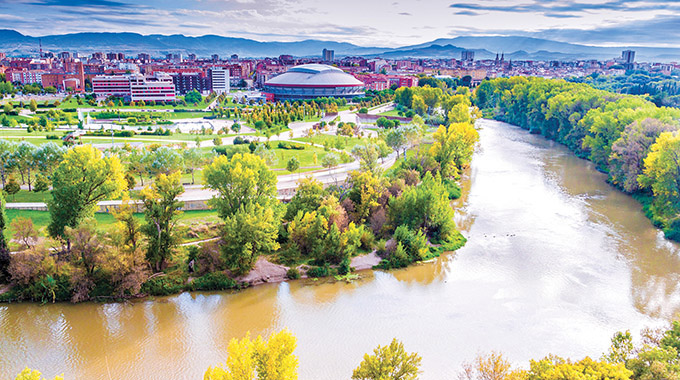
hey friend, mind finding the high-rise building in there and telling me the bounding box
[57,51,71,60]
[230,54,239,60]
[187,53,197,61]
[622,50,635,63]
[212,54,220,62]
[210,68,230,94]
[322,49,335,62]
[138,53,150,62]
[461,50,475,62]
[622,50,635,69]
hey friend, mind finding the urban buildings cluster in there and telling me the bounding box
[0,47,676,101]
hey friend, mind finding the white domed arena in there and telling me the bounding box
[263,64,365,100]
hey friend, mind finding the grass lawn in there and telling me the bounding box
[58,97,214,111]
[4,190,51,203]
[5,209,222,247]
[378,109,403,117]
[294,134,369,152]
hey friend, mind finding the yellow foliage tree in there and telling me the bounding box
[430,122,479,179]
[205,330,298,380]
[14,368,63,380]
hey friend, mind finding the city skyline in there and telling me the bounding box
[0,0,679,48]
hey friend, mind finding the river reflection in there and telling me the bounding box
[1,119,679,380]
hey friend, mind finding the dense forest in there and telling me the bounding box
[474,76,680,241]
[572,70,680,108]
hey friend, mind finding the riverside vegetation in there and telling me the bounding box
[0,87,476,303]
[15,317,680,380]
[475,76,680,241]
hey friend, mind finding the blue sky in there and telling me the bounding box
[0,0,678,47]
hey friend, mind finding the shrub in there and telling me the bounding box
[191,272,236,291]
[443,179,462,199]
[141,274,186,296]
[277,141,306,150]
[337,258,351,275]
[307,265,330,278]
[359,107,368,114]
[286,268,301,279]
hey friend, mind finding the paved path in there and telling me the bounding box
[5,151,398,211]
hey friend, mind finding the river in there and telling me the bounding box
[2,119,680,380]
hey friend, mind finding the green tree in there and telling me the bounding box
[221,202,280,275]
[182,147,205,185]
[352,143,380,173]
[140,172,184,272]
[4,175,20,201]
[0,191,10,283]
[388,172,457,243]
[143,146,183,177]
[48,145,125,240]
[185,90,203,104]
[352,339,422,380]
[286,156,300,175]
[285,177,325,221]
[29,99,38,112]
[203,153,278,219]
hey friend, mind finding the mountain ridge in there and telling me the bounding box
[1,29,679,62]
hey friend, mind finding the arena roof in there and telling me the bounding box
[265,64,363,87]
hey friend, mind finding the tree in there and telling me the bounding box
[523,356,632,380]
[11,216,38,250]
[222,202,280,275]
[385,128,407,159]
[11,141,37,190]
[140,172,184,272]
[388,172,457,243]
[352,143,380,173]
[254,144,278,166]
[285,177,325,221]
[112,195,141,251]
[352,339,422,380]
[4,175,20,201]
[205,330,298,380]
[430,122,478,179]
[609,119,675,193]
[29,99,38,112]
[460,352,513,380]
[48,145,125,241]
[185,90,203,104]
[286,156,300,175]
[33,142,65,175]
[14,368,63,380]
[321,152,339,174]
[32,174,49,193]
[182,147,205,185]
[638,131,680,221]
[0,191,9,282]
[203,153,278,219]
[231,122,241,135]
[144,146,183,177]
[0,140,16,187]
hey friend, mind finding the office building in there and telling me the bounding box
[210,68,230,94]
[322,49,335,62]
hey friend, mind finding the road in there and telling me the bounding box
[5,151,398,210]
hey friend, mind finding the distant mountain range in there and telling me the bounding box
[1,29,679,62]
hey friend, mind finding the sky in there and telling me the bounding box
[0,0,679,47]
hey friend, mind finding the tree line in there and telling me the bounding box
[474,76,680,241]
